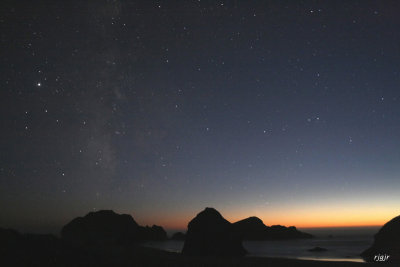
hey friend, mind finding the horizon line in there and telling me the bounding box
[162,224,382,231]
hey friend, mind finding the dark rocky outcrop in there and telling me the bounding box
[139,225,167,241]
[233,217,313,240]
[62,210,140,246]
[0,227,68,265]
[182,207,246,257]
[268,225,313,239]
[361,215,400,263]
[233,217,266,240]
[0,227,62,249]
[171,232,186,240]
[61,210,167,247]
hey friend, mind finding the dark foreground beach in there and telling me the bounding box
[2,244,374,267]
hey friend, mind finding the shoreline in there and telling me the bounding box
[142,243,366,264]
[247,255,365,263]
[136,246,372,266]
[0,233,372,266]
[142,236,370,264]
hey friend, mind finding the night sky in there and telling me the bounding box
[1,1,400,233]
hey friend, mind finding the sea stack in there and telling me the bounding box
[233,216,313,240]
[361,215,400,263]
[61,210,140,246]
[182,207,246,257]
[171,232,186,240]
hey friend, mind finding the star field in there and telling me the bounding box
[1,1,400,232]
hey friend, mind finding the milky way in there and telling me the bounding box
[1,1,400,232]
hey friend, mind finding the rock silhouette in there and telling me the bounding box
[61,210,166,246]
[1,227,61,249]
[268,225,313,239]
[233,217,266,240]
[0,227,69,265]
[171,232,186,240]
[62,210,140,246]
[182,207,246,257]
[361,215,400,263]
[139,225,167,241]
[233,216,313,240]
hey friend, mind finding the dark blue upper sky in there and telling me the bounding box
[1,1,399,232]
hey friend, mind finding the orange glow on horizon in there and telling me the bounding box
[133,204,399,231]
[141,219,384,231]
[138,212,389,231]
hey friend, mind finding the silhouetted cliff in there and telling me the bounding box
[233,216,313,240]
[361,215,400,263]
[139,225,167,241]
[171,232,186,240]
[62,210,140,246]
[233,217,267,240]
[61,210,166,246]
[182,207,246,257]
[0,227,71,265]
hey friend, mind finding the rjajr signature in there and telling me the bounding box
[374,254,390,262]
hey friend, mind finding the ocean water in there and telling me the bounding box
[142,226,379,263]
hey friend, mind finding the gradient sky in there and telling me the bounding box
[1,1,400,233]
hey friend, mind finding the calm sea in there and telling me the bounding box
[142,226,379,263]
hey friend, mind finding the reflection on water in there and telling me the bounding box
[142,240,183,253]
[297,257,364,263]
[242,236,372,262]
